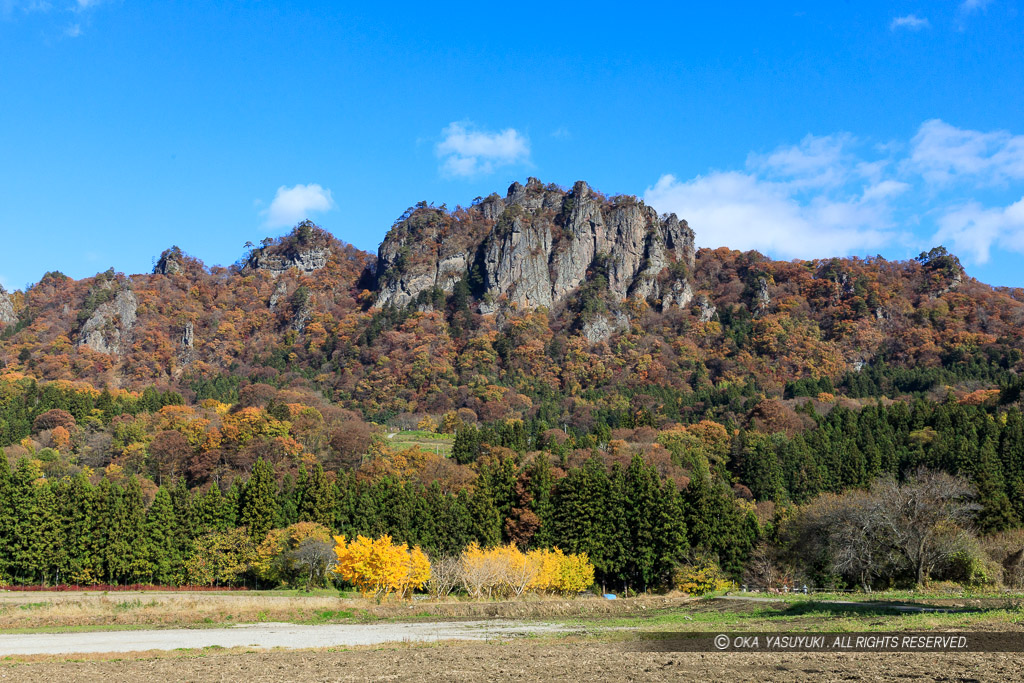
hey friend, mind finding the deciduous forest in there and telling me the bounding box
[2,180,1024,593]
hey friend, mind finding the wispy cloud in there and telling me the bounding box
[644,120,1024,266]
[0,0,51,17]
[748,133,858,190]
[907,119,1024,186]
[645,133,905,259]
[890,14,930,31]
[645,173,896,260]
[261,184,337,229]
[959,0,992,13]
[63,22,81,37]
[436,121,530,178]
[935,198,1024,264]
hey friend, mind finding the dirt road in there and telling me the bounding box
[0,620,569,656]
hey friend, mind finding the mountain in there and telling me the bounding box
[0,178,1022,421]
[4,179,1024,591]
[375,178,695,318]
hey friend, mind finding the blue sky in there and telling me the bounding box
[1,1,1022,290]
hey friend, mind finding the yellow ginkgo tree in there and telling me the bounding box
[332,534,430,600]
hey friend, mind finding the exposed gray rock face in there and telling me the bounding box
[269,281,288,311]
[0,287,16,325]
[581,312,629,343]
[154,249,184,275]
[695,295,717,323]
[374,178,696,312]
[77,289,138,355]
[661,280,695,310]
[754,277,771,316]
[176,321,196,372]
[937,271,963,296]
[248,245,330,275]
[290,302,312,332]
[181,321,195,350]
[480,215,554,312]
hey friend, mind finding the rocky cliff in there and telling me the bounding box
[77,288,138,355]
[245,221,332,275]
[373,178,696,314]
[0,287,16,325]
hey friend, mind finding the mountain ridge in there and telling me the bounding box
[0,179,1021,418]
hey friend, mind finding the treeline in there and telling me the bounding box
[0,454,757,591]
[0,378,184,447]
[735,399,1024,534]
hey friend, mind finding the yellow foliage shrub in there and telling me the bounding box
[674,557,734,595]
[459,543,595,598]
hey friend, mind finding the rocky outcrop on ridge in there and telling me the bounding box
[154,247,186,275]
[248,245,330,275]
[246,222,332,276]
[373,178,696,313]
[0,287,16,325]
[77,288,138,355]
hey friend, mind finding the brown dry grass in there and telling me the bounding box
[0,594,350,630]
[0,591,696,630]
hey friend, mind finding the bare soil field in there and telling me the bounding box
[2,591,1022,681]
[3,639,1023,682]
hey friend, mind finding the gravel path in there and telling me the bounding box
[0,620,568,655]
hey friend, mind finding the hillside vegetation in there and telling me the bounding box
[2,180,1024,593]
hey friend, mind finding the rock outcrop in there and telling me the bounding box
[374,178,696,313]
[0,287,16,325]
[154,247,186,275]
[248,245,330,275]
[77,289,138,355]
[246,226,333,276]
[582,311,630,344]
[695,294,716,323]
[181,321,194,350]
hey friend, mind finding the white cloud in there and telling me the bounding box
[645,133,905,258]
[890,14,930,30]
[436,121,530,178]
[908,119,1024,185]
[644,119,1024,266]
[644,171,895,259]
[0,0,50,16]
[261,183,337,229]
[748,133,856,189]
[63,22,81,37]
[960,0,992,13]
[935,197,1024,264]
[860,179,910,202]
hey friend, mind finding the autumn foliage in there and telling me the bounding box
[458,542,595,598]
[332,534,431,599]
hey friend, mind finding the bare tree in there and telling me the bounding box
[290,538,336,591]
[870,468,978,586]
[828,489,896,592]
[427,556,462,598]
[782,468,978,589]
